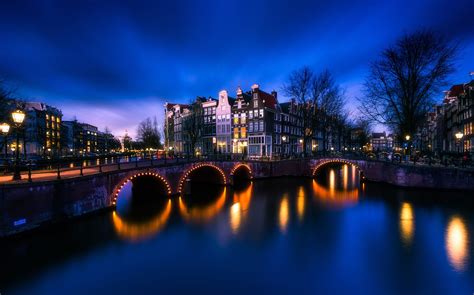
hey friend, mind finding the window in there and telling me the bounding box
[241,127,246,138]
[249,122,254,132]
[259,121,264,131]
[259,109,264,118]
[233,114,239,124]
[241,113,246,124]
[249,111,253,119]
[254,99,258,108]
[234,128,239,139]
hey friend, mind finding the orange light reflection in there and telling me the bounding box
[112,199,172,243]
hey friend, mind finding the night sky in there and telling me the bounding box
[1,0,473,138]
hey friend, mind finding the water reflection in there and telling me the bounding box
[297,186,305,222]
[445,215,470,272]
[279,194,290,233]
[229,183,253,234]
[399,202,415,247]
[312,180,359,208]
[178,188,227,223]
[343,164,348,189]
[112,200,172,242]
[312,165,359,208]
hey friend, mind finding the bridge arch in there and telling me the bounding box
[230,163,253,180]
[112,172,172,205]
[312,158,363,177]
[178,163,227,194]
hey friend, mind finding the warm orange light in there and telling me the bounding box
[399,202,414,246]
[312,179,359,208]
[178,163,227,193]
[297,186,305,222]
[445,216,470,272]
[229,183,253,234]
[178,188,226,223]
[112,199,172,242]
[279,195,289,233]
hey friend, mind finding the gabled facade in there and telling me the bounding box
[216,90,234,154]
[231,87,251,154]
[247,84,279,158]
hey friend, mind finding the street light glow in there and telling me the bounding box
[0,122,10,134]
[11,109,26,125]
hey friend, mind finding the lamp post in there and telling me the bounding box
[404,134,411,161]
[0,122,10,159]
[11,109,26,180]
[455,131,464,153]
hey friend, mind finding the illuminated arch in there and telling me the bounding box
[177,163,227,193]
[112,172,172,206]
[230,163,253,179]
[312,158,363,177]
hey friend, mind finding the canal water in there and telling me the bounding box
[1,164,473,294]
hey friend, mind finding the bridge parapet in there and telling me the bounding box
[2,158,474,237]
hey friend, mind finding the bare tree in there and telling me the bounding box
[136,117,162,149]
[183,100,202,156]
[311,70,346,151]
[359,29,458,140]
[283,66,313,155]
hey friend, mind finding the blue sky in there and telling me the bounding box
[1,0,473,137]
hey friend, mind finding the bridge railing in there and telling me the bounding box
[1,152,472,184]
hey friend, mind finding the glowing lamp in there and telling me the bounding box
[11,109,25,125]
[405,135,410,141]
[455,132,464,140]
[0,122,10,134]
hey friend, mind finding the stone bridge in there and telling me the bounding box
[1,158,474,237]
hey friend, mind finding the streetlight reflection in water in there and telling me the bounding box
[399,202,415,247]
[445,215,470,272]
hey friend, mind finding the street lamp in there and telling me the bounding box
[455,131,464,153]
[405,135,410,141]
[11,109,25,180]
[1,122,10,159]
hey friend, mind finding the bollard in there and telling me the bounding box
[118,157,121,170]
[80,161,84,176]
[57,163,61,180]
[99,160,102,173]
[28,161,32,182]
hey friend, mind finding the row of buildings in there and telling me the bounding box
[2,101,120,157]
[164,84,353,159]
[419,79,474,156]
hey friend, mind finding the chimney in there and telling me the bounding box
[271,90,277,99]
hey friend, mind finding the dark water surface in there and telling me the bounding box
[1,164,473,294]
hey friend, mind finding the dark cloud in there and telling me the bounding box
[1,0,473,136]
